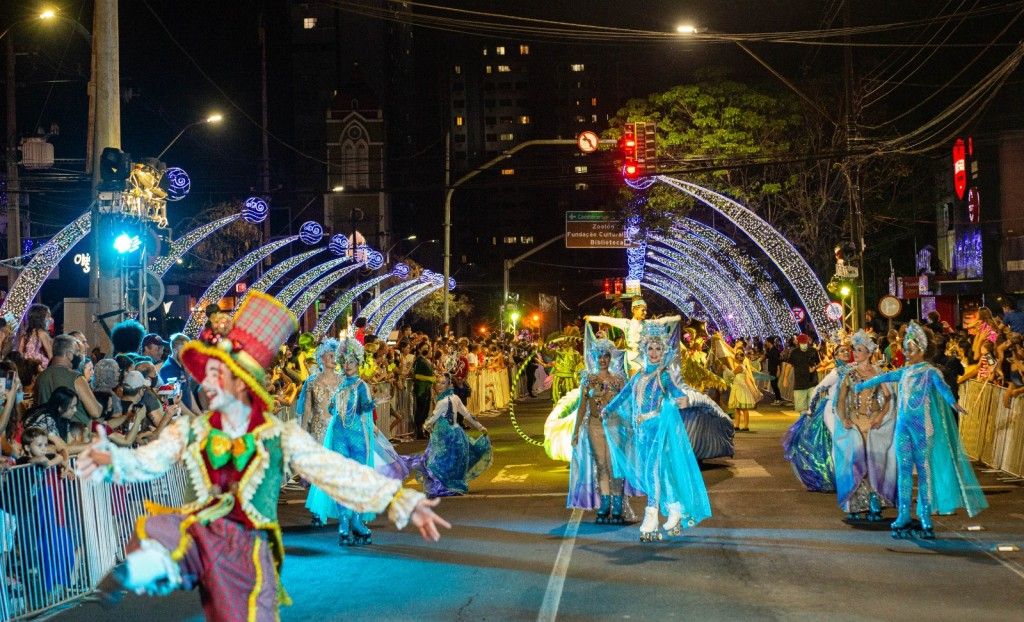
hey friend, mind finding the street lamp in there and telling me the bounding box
[675,24,697,34]
[156,113,224,160]
[402,238,438,261]
[384,234,417,263]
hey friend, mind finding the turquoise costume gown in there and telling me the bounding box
[782,364,843,492]
[306,375,408,527]
[856,362,987,528]
[603,363,712,527]
[407,389,493,497]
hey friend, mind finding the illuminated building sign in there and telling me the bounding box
[952,138,967,200]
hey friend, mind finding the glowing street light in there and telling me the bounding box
[113,233,142,254]
[332,185,345,192]
[839,284,852,298]
[39,9,57,20]
[675,24,697,34]
[157,113,226,160]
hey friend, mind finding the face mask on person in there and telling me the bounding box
[45,317,54,331]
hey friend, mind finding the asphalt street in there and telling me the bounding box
[60,397,1024,621]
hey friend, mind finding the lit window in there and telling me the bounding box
[497,65,511,73]
[591,114,598,123]
[520,236,534,244]
[303,17,317,29]
[518,115,530,124]
[575,115,586,123]
[500,132,514,141]
[519,44,530,55]
[496,46,506,55]
[574,165,588,174]
[575,183,589,191]
[455,116,464,127]
[591,97,598,106]
[485,65,492,74]
[570,63,585,72]
[483,47,488,56]
[504,236,518,244]
[454,65,461,74]
[501,168,515,176]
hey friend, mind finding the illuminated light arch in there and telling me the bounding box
[275,257,355,307]
[378,284,444,337]
[288,263,369,318]
[656,176,840,336]
[0,212,91,327]
[647,251,759,337]
[235,248,326,311]
[183,236,298,337]
[640,278,720,333]
[665,219,798,336]
[648,244,761,336]
[644,261,739,337]
[374,282,434,333]
[311,272,399,338]
[150,214,241,276]
[651,235,782,338]
[363,280,418,328]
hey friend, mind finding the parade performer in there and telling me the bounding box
[567,333,632,523]
[407,373,492,497]
[781,342,849,493]
[855,321,987,539]
[679,329,727,394]
[832,331,897,521]
[306,337,408,545]
[551,338,583,403]
[77,292,449,620]
[294,338,340,444]
[587,299,680,375]
[722,346,762,432]
[602,322,715,542]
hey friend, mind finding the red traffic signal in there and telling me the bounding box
[603,278,612,296]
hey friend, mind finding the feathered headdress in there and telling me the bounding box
[315,338,340,371]
[338,337,364,364]
[903,321,928,353]
[639,320,679,368]
[850,329,877,353]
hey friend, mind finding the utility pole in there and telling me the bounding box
[442,131,450,323]
[843,0,864,330]
[91,0,122,345]
[4,34,20,287]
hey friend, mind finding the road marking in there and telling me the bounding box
[938,517,1024,582]
[728,458,772,478]
[537,508,583,622]
[491,463,535,484]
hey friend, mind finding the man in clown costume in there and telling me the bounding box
[77,292,449,621]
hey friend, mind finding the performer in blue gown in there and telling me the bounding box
[781,342,849,493]
[306,337,407,545]
[855,321,987,539]
[832,331,897,521]
[408,373,493,497]
[603,322,714,542]
[567,329,634,523]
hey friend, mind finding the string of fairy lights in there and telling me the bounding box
[289,263,377,318]
[363,278,418,328]
[150,214,241,277]
[235,248,326,311]
[375,283,433,335]
[313,268,406,338]
[657,176,840,337]
[378,283,445,337]
[276,257,355,307]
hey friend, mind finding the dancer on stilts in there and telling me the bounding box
[587,299,680,375]
[603,322,715,542]
[833,330,897,522]
[855,321,986,539]
[77,292,449,620]
[567,329,633,524]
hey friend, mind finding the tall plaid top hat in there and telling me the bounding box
[181,291,299,408]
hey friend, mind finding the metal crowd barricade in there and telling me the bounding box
[958,379,1024,479]
[0,459,189,621]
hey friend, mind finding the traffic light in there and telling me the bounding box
[619,122,656,181]
[603,278,613,296]
[619,124,639,180]
[98,147,132,191]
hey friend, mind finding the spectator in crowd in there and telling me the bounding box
[159,333,199,410]
[16,427,64,469]
[925,311,946,337]
[1001,299,1024,335]
[0,314,14,357]
[413,344,435,439]
[90,346,105,363]
[354,317,368,344]
[932,335,966,403]
[140,333,168,367]
[785,334,821,413]
[131,363,170,436]
[17,303,53,370]
[34,334,102,423]
[109,319,145,357]
[765,336,785,405]
[883,330,905,369]
[91,358,123,421]
[22,385,78,458]
[0,363,22,453]
[864,309,887,335]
